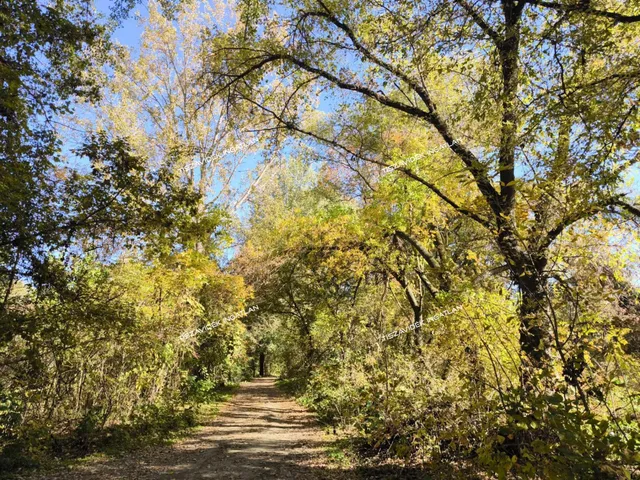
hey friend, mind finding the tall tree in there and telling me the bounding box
[0,0,106,311]
[204,0,640,387]
[95,0,260,216]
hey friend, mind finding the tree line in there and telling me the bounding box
[1,0,640,478]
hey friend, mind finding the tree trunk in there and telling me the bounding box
[259,352,266,377]
[498,227,550,389]
[514,256,550,389]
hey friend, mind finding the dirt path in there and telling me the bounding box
[161,376,343,479]
[23,378,437,480]
[26,378,350,479]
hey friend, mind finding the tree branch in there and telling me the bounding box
[545,197,640,247]
[395,230,441,271]
[238,93,493,228]
[524,0,640,23]
[611,200,640,218]
[455,0,503,45]
[208,35,502,216]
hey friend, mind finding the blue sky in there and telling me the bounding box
[97,0,145,45]
[91,0,639,275]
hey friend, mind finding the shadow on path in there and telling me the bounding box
[26,378,439,480]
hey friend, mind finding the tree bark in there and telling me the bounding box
[505,247,550,388]
[259,352,266,377]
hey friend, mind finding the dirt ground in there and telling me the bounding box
[21,378,345,479]
[22,378,439,480]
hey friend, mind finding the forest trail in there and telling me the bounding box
[27,378,360,480]
[20,378,444,480]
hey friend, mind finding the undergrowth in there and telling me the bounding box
[0,381,237,478]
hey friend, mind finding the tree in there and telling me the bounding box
[204,0,640,388]
[95,0,261,220]
[0,0,104,311]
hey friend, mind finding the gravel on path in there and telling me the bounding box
[25,377,355,480]
[22,377,441,480]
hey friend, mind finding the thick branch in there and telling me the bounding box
[545,197,640,247]
[388,268,422,317]
[395,230,441,271]
[455,0,503,44]
[611,200,640,218]
[239,93,493,228]
[209,43,502,216]
[524,0,640,23]
[416,269,439,298]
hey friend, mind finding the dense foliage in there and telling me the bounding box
[236,153,640,478]
[0,0,255,472]
[1,0,639,478]
[216,0,640,477]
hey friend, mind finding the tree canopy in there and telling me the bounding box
[1,1,639,478]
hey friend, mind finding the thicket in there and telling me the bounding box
[0,0,255,472]
[237,156,640,479]
[2,0,640,479]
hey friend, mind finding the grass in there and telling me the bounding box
[325,436,358,469]
[0,384,238,479]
